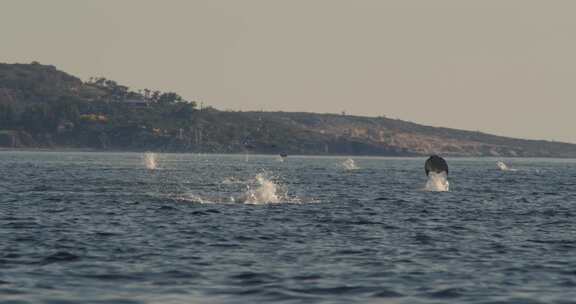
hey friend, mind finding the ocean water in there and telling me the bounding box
[1,152,576,304]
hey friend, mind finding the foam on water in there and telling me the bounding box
[239,173,281,204]
[143,152,158,170]
[424,171,450,192]
[177,193,212,204]
[497,161,517,171]
[341,158,359,170]
[177,173,306,205]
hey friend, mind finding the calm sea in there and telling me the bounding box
[1,151,575,304]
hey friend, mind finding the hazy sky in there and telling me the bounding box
[2,0,575,143]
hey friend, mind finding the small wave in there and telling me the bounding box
[288,285,376,296]
[191,209,221,216]
[372,288,404,298]
[41,251,80,264]
[423,287,466,299]
[229,271,280,285]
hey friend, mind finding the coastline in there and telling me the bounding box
[2,147,576,160]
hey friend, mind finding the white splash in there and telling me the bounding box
[424,172,450,192]
[176,173,311,205]
[240,173,281,204]
[497,161,517,171]
[178,193,210,204]
[143,152,158,170]
[341,158,359,170]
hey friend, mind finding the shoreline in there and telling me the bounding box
[2,147,576,160]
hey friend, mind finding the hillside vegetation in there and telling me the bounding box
[1,62,575,157]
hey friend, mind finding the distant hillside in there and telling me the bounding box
[1,62,576,157]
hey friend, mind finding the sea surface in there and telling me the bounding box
[1,151,575,304]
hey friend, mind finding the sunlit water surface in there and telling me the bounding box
[1,152,576,304]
